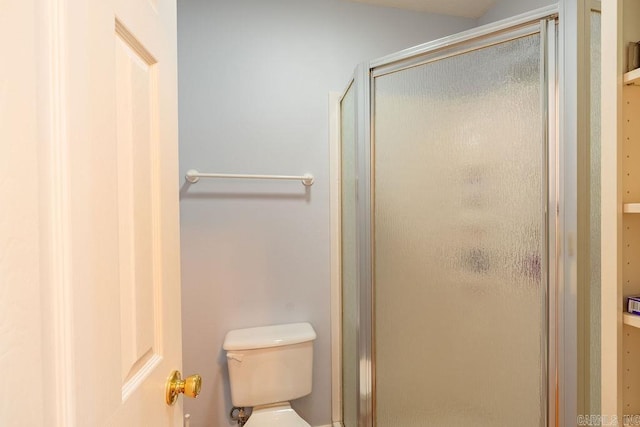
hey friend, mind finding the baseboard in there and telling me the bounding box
[314,423,342,427]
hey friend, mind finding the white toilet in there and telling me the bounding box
[223,322,317,427]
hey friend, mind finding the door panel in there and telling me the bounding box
[373,33,547,426]
[61,0,182,425]
[115,21,161,391]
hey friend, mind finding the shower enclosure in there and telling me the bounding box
[339,7,568,427]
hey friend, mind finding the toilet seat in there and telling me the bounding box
[244,402,311,427]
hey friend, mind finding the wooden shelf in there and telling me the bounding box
[625,68,640,85]
[624,312,640,329]
[604,1,640,418]
[624,203,640,213]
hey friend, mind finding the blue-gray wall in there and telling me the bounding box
[177,1,475,425]
[477,0,557,25]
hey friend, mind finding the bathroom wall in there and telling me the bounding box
[0,0,43,425]
[177,1,475,426]
[477,0,557,25]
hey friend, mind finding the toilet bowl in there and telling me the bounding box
[244,403,310,427]
[223,323,316,427]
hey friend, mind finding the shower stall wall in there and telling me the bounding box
[339,7,568,427]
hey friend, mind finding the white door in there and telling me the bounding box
[65,0,185,425]
[1,0,185,425]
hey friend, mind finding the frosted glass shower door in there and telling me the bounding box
[374,33,548,426]
[341,81,358,427]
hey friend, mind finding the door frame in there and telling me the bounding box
[329,89,344,427]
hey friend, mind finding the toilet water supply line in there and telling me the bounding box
[185,408,248,425]
[230,407,250,426]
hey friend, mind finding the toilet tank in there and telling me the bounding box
[223,322,316,407]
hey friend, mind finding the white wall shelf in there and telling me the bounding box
[625,68,640,85]
[624,312,640,329]
[624,203,640,213]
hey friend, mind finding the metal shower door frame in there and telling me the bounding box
[349,6,562,427]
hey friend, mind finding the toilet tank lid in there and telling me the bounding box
[223,322,316,351]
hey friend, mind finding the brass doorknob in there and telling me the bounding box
[165,370,202,406]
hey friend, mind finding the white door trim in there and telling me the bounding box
[38,0,76,424]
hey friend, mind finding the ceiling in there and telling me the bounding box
[346,0,498,19]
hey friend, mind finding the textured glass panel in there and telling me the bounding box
[374,34,545,426]
[340,82,358,427]
[589,10,602,417]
